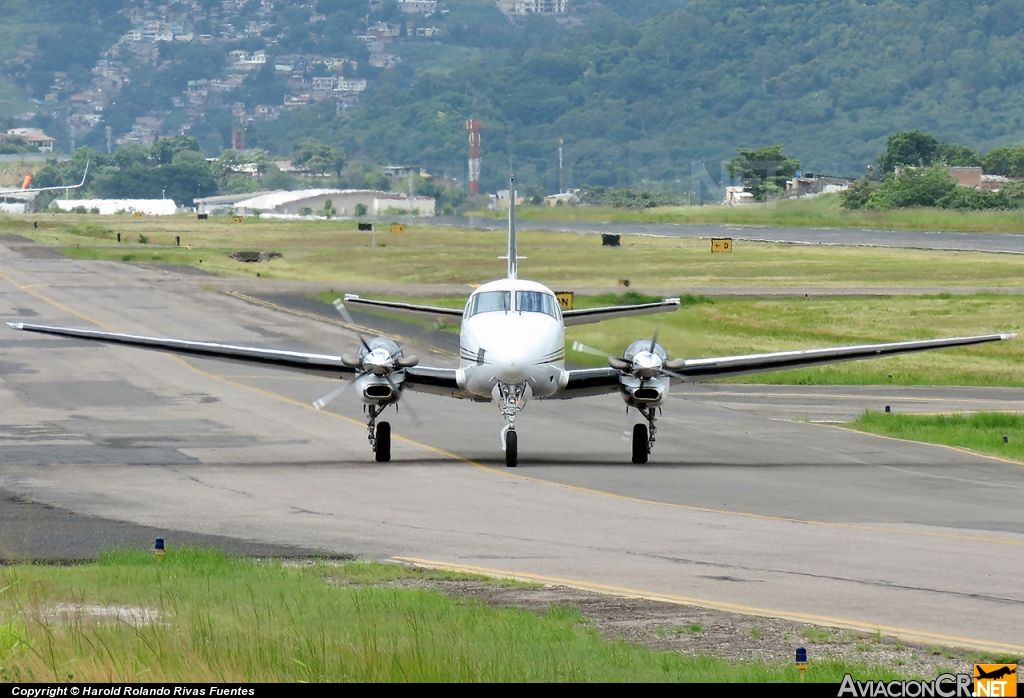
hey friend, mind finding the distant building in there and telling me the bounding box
[50,199,179,215]
[497,0,568,15]
[6,128,55,153]
[784,173,854,198]
[196,189,436,216]
[724,186,754,205]
[399,0,438,13]
[948,166,1017,192]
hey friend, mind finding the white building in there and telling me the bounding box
[50,199,179,215]
[196,189,435,216]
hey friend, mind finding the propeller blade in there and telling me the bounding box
[571,340,612,358]
[648,328,659,354]
[333,298,373,354]
[399,393,423,428]
[332,298,355,325]
[312,381,352,410]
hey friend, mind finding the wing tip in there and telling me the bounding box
[1003,332,1018,341]
[7,322,24,330]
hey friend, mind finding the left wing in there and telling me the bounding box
[6,322,461,395]
[556,332,1017,398]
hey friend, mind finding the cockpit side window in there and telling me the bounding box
[515,291,560,319]
[465,291,511,318]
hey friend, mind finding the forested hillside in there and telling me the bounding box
[6,1,1024,196]
[253,0,1024,193]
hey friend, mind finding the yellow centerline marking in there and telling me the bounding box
[394,556,1024,655]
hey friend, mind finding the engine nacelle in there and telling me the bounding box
[356,373,404,404]
[613,338,675,407]
[617,373,668,407]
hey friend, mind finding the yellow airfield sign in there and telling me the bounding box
[555,291,574,310]
[711,238,733,253]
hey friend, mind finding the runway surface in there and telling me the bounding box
[1,240,1023,652]
[447,216,1024,255]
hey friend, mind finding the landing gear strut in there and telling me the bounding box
[631,405,658,464]
[497,381,527,467]
[366,403,391,462]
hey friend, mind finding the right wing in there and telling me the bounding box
[562,298,680,326]
[0,162,89,194]
[8,322,351,376]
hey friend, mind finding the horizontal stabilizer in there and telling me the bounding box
[343,294,463,322]
[562,298,680,327]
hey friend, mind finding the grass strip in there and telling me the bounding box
[9,214,1024,289]
[846,411,1024,463]
[492,193,1024,234]
[0,548,908,682]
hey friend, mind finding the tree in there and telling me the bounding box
[726,145,800,201]
[862,166,958,209]
[877,131,939,172]
[291,139,345,177]
[982,145,1024,177]
[935,143,981,168]
[151,134,203,165]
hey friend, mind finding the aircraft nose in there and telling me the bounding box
[487,348,531,383]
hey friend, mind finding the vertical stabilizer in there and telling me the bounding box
[507,174,517,279]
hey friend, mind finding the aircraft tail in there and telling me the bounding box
[507,174,517,279]
[21,175,32,189]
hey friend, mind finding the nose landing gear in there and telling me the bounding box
[497,381,527,467]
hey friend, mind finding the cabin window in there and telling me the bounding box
[465,291,511,317]
[515,291,559,319]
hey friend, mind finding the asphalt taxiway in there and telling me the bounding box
[1,239,1022,653]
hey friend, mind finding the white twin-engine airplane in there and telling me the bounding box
[7,176,1017,466]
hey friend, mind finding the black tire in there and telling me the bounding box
[505,430,518,468]
[632,423,649,464]
[375,421,391,462]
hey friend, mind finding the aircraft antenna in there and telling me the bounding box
[507,174,517,279]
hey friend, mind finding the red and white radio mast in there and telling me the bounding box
[465,120,485,194]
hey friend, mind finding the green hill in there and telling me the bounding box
[252,0,1024,193]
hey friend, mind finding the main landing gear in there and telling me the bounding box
[366,403,391,462]
[631,405,658,464]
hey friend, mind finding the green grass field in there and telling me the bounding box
[494,193,1024,233]
[846,411,1024,463]
[11,214,1024,289]
[0,549,911,682]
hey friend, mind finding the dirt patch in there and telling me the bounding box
[386,578,1016,676]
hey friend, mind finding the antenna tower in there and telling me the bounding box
[465,120,485,194]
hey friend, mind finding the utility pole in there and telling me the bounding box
[558,137,564,194]
[106,125,112,154]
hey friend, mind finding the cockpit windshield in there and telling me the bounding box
[465,291,511,317]
[515,291,560,319]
